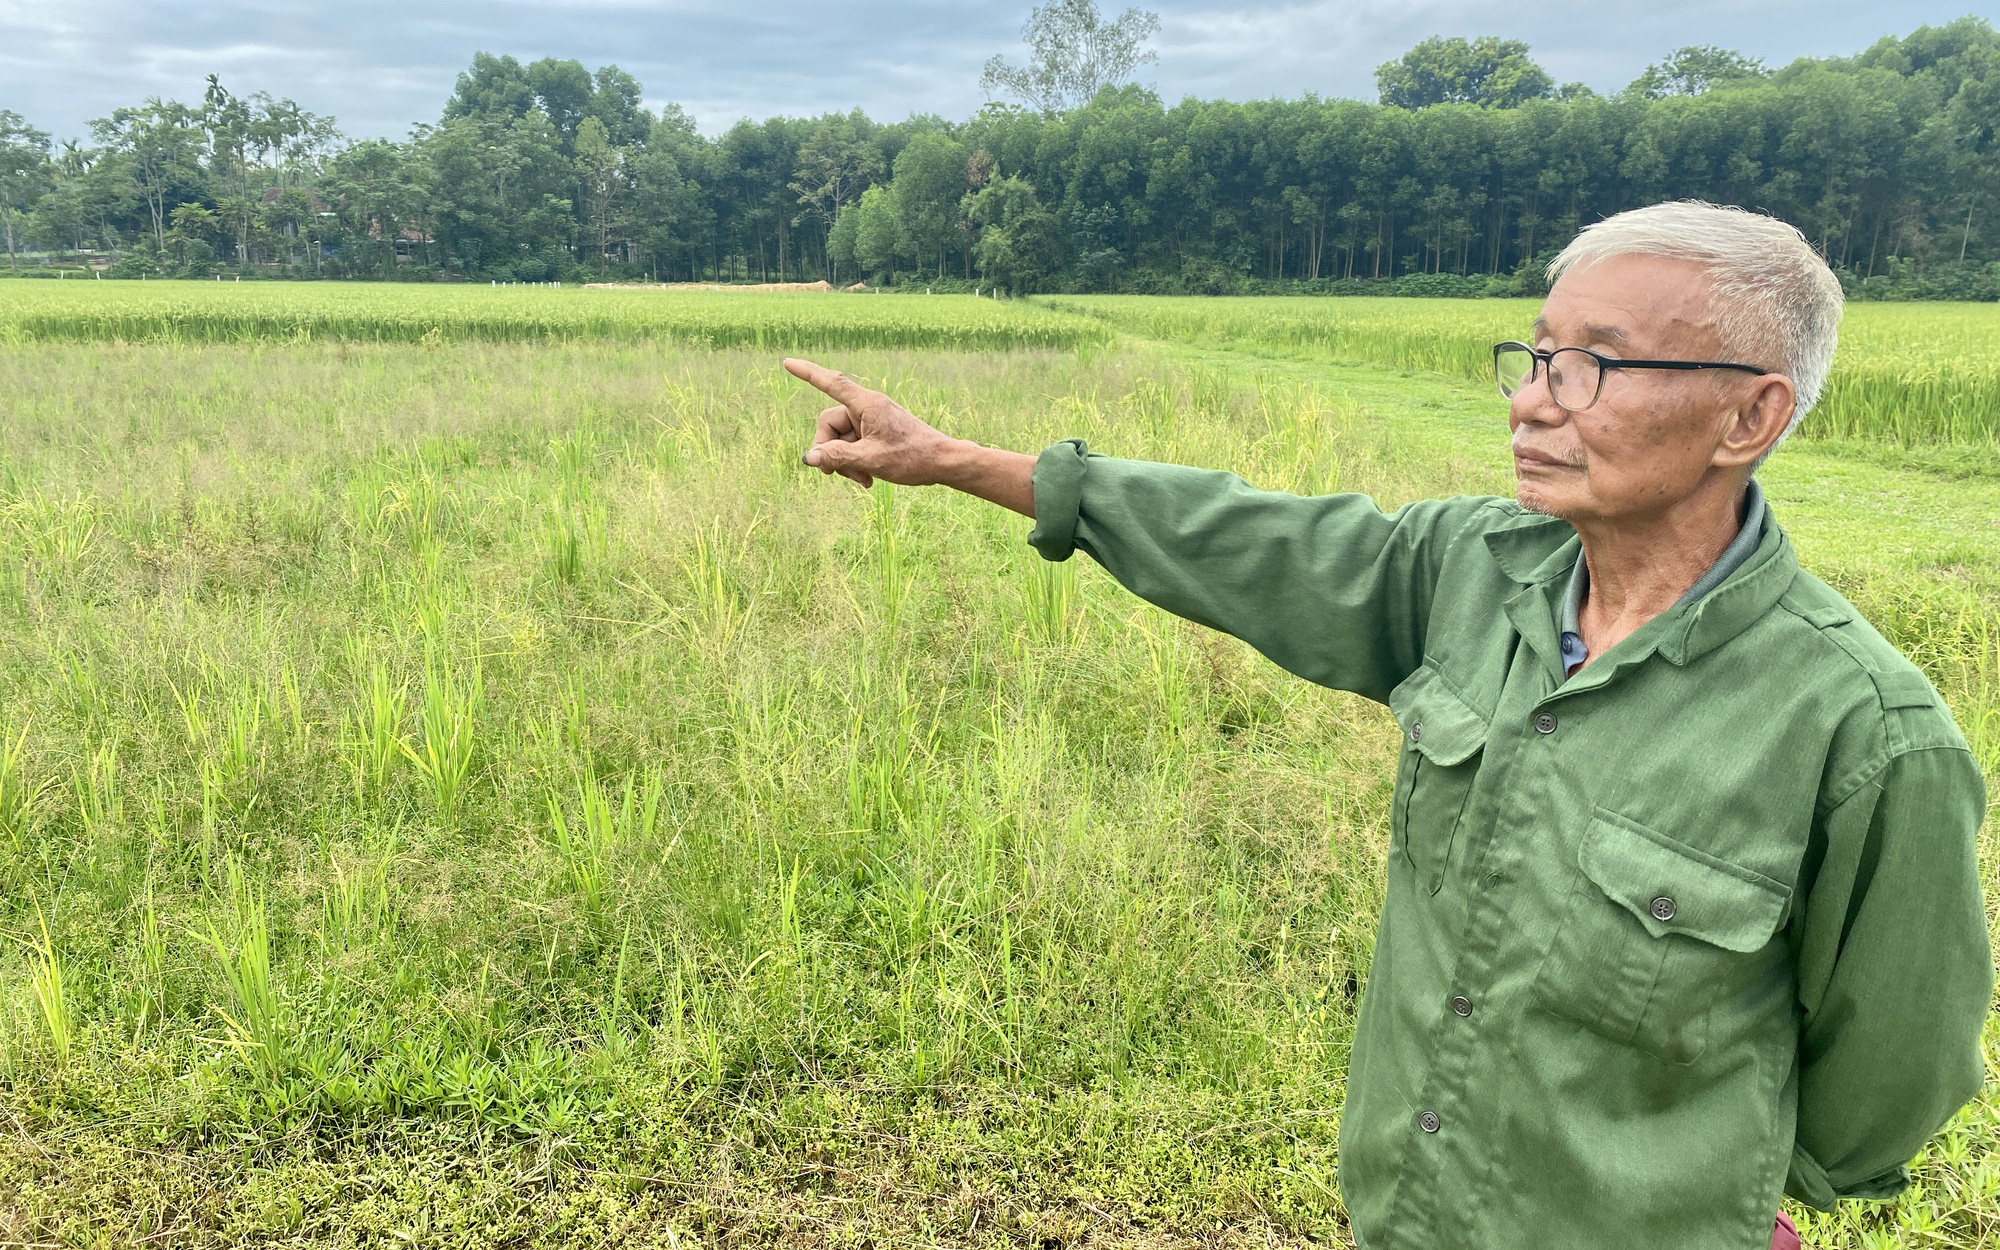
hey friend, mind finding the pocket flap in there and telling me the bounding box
[1578,809,1790,952]
[1388,666,1489,767]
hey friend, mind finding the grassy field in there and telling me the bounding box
[0,290,1996,1249]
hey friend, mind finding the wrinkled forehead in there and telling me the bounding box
[1535,255,1724,355]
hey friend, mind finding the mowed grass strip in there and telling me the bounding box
[1048,294,2000,449]
[0,281,1112,352]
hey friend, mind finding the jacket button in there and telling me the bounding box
[1419,1111,1441,1133]
[1409,721,1423,744]
[1450,995,1473,1017]
[1651,896,1677,922]
[1533,712,1557,735]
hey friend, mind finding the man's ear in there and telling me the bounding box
[1714,374,1797,469]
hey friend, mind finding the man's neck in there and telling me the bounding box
[1573,472,1751,664]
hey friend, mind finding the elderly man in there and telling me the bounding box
[785,200,1992,1250]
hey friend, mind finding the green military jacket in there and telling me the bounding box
[1027,441,1992,1250]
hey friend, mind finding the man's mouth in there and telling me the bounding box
[1512,445,1581,470]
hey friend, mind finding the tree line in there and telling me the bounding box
[2,14,1997,298]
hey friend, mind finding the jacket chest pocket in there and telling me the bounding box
[1531,807,1790,1065]
[1389,667,1489,896]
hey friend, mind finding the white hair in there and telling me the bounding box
[1547,200,1844,455]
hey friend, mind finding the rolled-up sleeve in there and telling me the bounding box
[1790,743,1992,1208]
[1024,439,1491,703]
[1026,438,1089,562]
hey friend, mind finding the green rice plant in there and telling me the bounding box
[195,761,225,881]
[540,507,585,586]
[278,663,309,751]
[0,722,49,854]
[843,674,927,837]
[550,426,598,484]
[1022,556,1078,647]
[400,651,482,818]
[672,520,749,660]
[870,483,908,624]
[195,870,285,1080]
[130,886,167,1045]
[777,856,806,960]
[56,651,109,731]
[2,490,99,571]
[537,495,605,589]
[347,661,408,798]
[545,769,663,915]
[216,684,263,796]
[1049,294,2000,449]
[169,677,207,752]
[1043,294,1519,380]
[73,739,121,837]
[25,907,73,1065]
[1134,612,1204,742]
[322,843,394,950]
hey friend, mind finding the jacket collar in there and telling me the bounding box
[1482,509,1580,586]
[1481,500,1801,669]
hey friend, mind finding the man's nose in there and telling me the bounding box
[1507,367,1565,430]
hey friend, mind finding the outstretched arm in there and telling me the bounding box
[786,357,1484,700]
[785,357,1035,517]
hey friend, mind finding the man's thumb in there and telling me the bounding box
[804,441,852,469]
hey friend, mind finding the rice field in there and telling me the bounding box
[0,281,1110,352]
[1045,295,2000,447]
[0,287,1995,1249]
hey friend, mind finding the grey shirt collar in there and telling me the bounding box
[1559,479,1766,672]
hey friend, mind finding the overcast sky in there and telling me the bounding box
[3,0,1996,143]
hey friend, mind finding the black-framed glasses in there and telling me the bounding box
[1493,341,1769,412]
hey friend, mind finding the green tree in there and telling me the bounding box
[589,66,653,148]
[0,110,52,267]
[790,117,886,279]
[528,58,596,144]
[1629,46,1769,98]
[167,201,220,270]
[575,116,629,274]
[970,174,1060,290]
[632,108,709,281]
[423,108,574,279]
[827,198,860,282]
[443,53,536,123]
[1376,37,1554,110]
[851,183,908,281]
[981,0,1160,116]
[325,138,428,276]
[891,131,968,279]
[91,100,205,253]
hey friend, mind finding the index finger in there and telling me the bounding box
[783,357,872,408]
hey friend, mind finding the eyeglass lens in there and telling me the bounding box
[1495,346,1602,411]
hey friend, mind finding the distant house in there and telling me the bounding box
[361,219,433,264]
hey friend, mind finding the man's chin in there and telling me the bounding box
[1515,482,1577,520]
